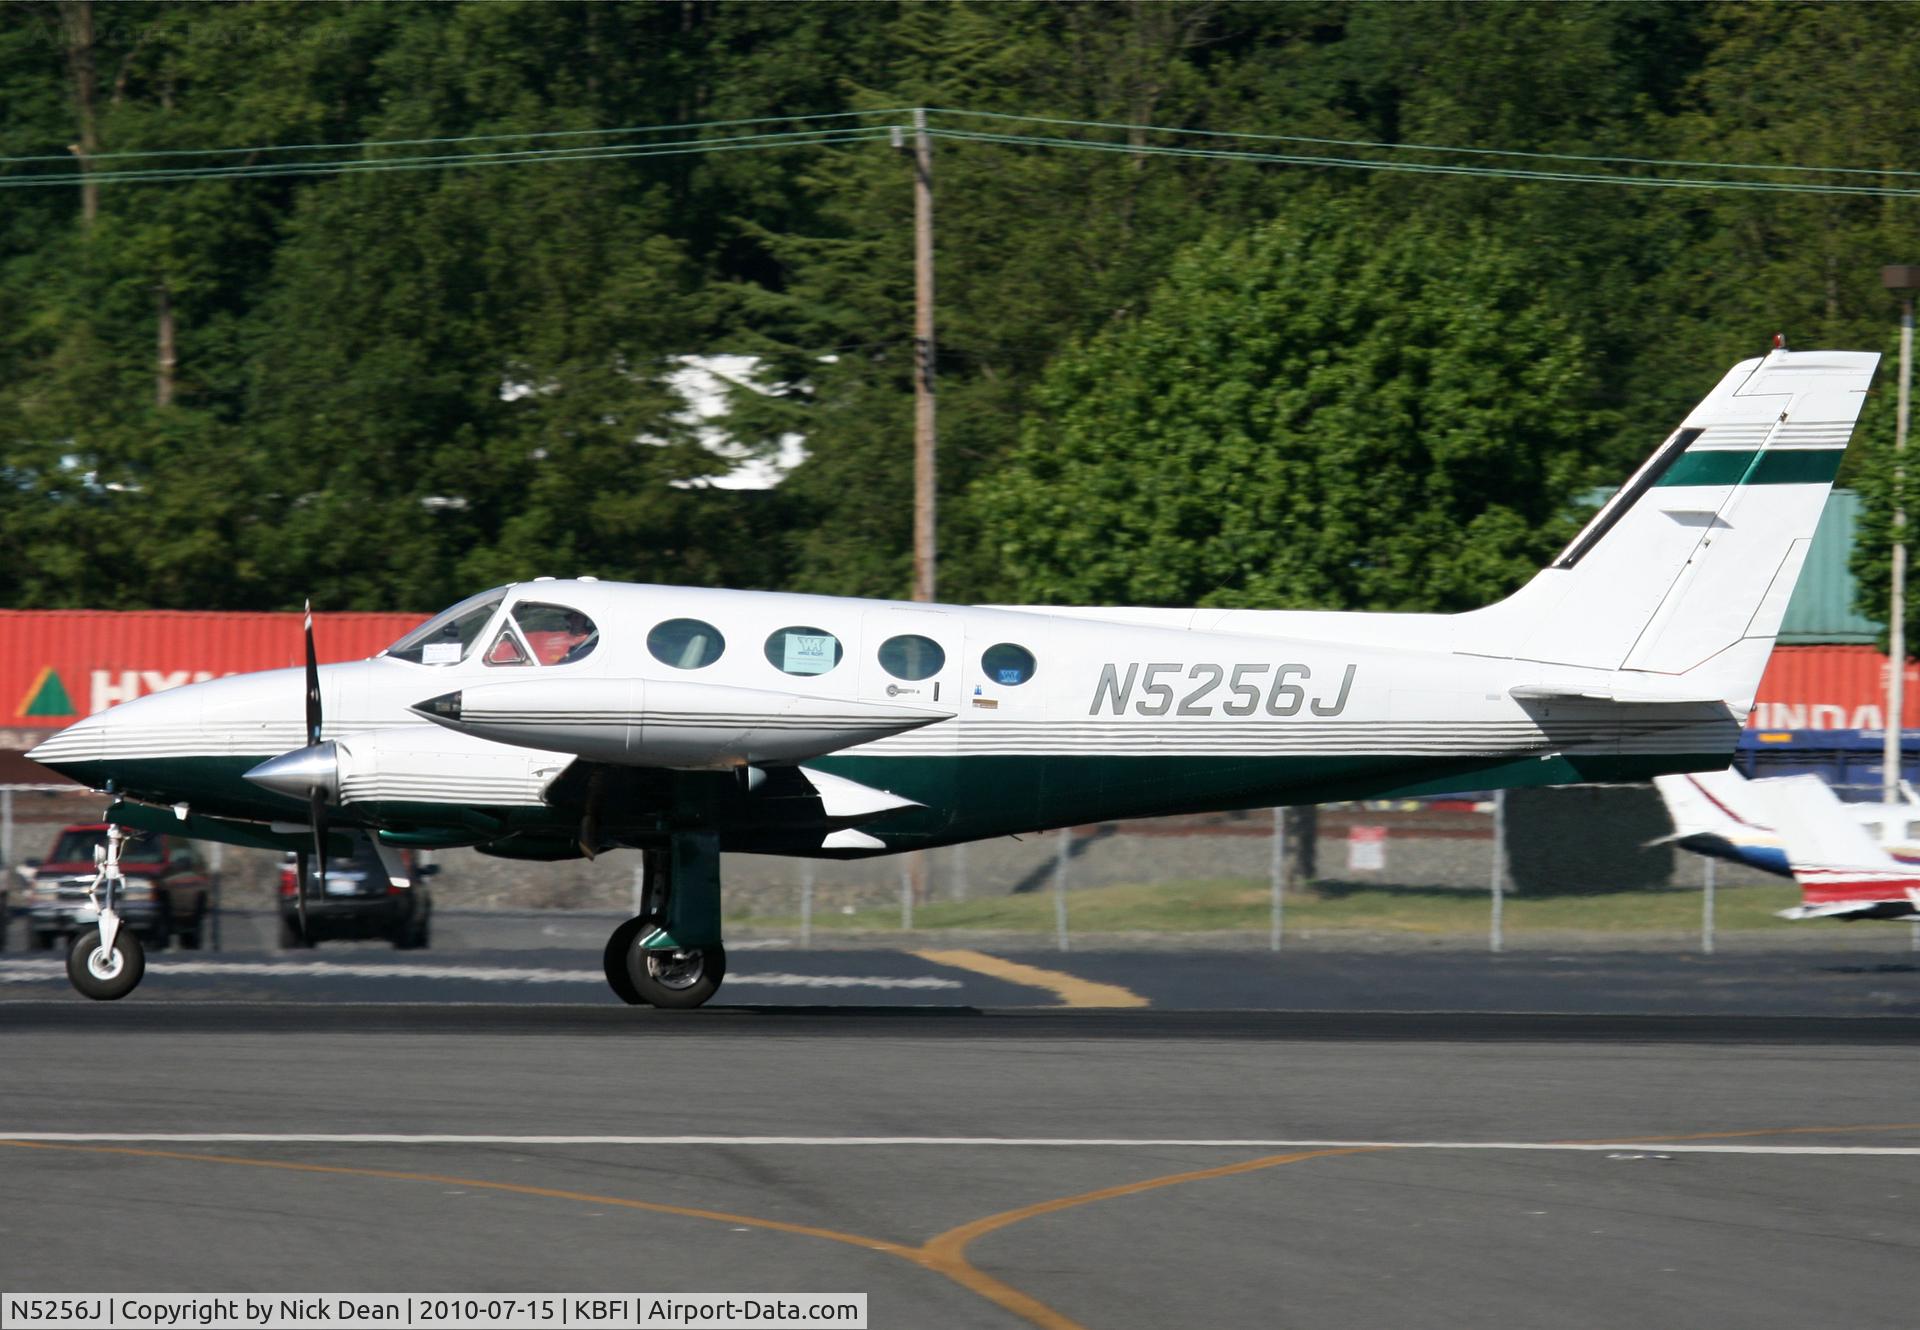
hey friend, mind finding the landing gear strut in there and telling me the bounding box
[66,824,145,1001]
[603,833,727,1010]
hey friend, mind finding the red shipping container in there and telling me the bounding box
[1750,645,1918,734]
[0,609,425,745]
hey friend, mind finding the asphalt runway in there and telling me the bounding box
[3,996,1918,1330]
[5,907,1920,1013]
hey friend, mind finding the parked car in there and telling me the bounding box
[278,834,433,949]
[22,823,211,952]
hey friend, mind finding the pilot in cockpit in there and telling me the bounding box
[524,609,595,666]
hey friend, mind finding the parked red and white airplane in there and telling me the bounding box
[1652,767,1920,878]
[1752,774,1920,922]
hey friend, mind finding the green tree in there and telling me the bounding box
[1845,328,1909,653]
[973,209,1608,611]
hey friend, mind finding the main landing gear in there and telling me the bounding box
[66,824,145,1001]
[602,832,727,1010]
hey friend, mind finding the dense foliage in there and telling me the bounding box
[1,1,1916,627]
[976,213,1603,610]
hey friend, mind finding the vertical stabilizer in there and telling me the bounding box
[1457,350,1879,712]
[1652,768,1768,843]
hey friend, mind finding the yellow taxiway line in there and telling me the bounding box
[913,948,1150,1007]
[7,1123,1916,1329]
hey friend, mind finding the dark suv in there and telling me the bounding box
[23,823,211,951]
[278,834,433,949]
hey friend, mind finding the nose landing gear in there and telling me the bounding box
[67,824,145,1001]
[602,833,728,1010]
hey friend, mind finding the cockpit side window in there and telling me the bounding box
[384,589,507,665]
[484,628,531,666]
[513,602,598,666]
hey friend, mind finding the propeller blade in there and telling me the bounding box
[294,847,309,938]
[303,598,323,749]
[309,786,328,926]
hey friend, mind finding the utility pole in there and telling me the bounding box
[911,107,937,604]
[1882,267,1919,804]
[60,1,98,230]
[156,281,176,407]
[896,109,938,909]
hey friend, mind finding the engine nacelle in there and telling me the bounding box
[246,725,573,811]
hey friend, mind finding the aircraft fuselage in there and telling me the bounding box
[30,579,1738,860]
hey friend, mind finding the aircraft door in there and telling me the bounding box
[852,608,958,832]
[857,609,959,714]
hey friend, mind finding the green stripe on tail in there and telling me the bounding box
[1657,449,1843,488]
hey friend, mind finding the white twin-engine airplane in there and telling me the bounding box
[27,347,1880,1005]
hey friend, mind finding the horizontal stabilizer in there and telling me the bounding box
[1510,684,1723,706]
[1779,895,1920,921]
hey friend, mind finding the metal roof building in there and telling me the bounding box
[1776,489,1881,645]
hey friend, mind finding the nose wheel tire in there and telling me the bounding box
[67,929,145,1001]
[627,942,727,1010]
[602,916,656,1005]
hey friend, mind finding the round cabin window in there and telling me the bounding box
[878,634,945,681]
[981,643,1037,686]
[765,626,844,676]
[647,618,726,670]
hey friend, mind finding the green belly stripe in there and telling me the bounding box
[1656,448,1843,488]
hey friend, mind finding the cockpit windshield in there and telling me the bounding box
[383,588,507,665]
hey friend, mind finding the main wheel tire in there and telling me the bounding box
[67,929,145,1001]
[602,916,654,1005]
[627,942,727,1010]
[278,916,313,949]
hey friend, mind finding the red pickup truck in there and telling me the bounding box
[20,823,211,952]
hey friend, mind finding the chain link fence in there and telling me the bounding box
[8,781,1918,954]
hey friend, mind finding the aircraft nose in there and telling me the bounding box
[24,718,101,776]
[24,681,206,775]
[23,669,310,781]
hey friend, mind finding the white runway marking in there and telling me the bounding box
[0,960,959,990]
[1,1133,1916,1155]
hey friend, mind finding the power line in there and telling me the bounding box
[926,126,1920,200]
[9,102,1905,183]
[0,108,913,166]
[0,125,897,189]
[929,107,1920,181]
[1,107,1914,200]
